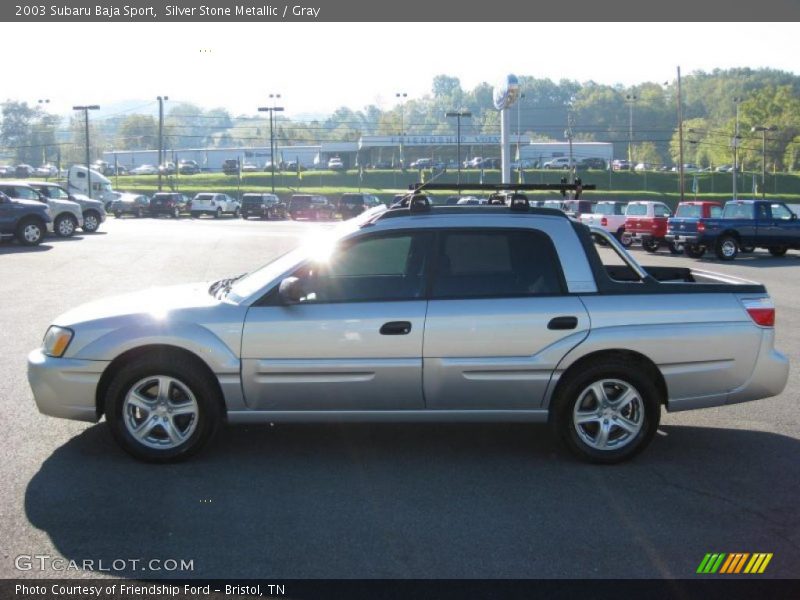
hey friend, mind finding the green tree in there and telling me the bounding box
[117,114,158,150]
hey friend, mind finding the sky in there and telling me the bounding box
[7,22,799,118]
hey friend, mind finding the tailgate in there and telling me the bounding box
[668,217,699,235]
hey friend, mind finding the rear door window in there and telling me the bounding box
[432,230,565,299]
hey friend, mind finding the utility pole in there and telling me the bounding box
[732,96,742,200]
[677,67,685,202]
[396,92,407,169]
[565,110,575,187]
[626,93,637,167]
[752,125,778,200]
[446,110,471,186]
[258,94,284,194]
[72,105,100,199]
[157,95,168,191]
[516,92,525,170]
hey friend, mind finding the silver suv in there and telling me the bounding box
[29,182,106,233]
[27,202,788,463]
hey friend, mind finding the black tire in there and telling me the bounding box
[172,207,180,219]
[214,207,221,219]
[550,357,662,464]
[15,217,45,246]
[741,245,756,254]
[114,211,122,219]
[136,208,144,219]
[617,230,633,248]
[715,235,739,261]
[54,214,77,238]
[82,210,101,233]
[105,352,222,463]
[190,212,199,219]
[642,239,659,253]
[684,244,706,259]
[233,207,240,218]
[667,241,682,255]
[769,246,788,257]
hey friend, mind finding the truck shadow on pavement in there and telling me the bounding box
[24,422,800,579]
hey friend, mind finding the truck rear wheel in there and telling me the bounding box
[715,235,739,260]
[769,246,788,257]
[617,230,632,248]
[550,358,661,464]
[642,239,659,253]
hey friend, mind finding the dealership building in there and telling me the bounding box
[103,138,613,171]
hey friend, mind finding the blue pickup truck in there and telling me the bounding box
[0,190,52,246]
[694,199,800,260]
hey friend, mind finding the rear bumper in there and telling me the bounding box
[667,330,789,412]
[665,233,700,244]
[27,349,108,422]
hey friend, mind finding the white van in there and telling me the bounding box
[67,166,117,207]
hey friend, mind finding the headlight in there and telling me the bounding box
[42,326,74,358]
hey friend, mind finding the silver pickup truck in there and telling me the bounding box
[27,200,789,463]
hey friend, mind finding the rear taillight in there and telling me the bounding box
[600,217,608,226]
[743,298,775,327]
[652,222,659,229]
[697,222,706,233]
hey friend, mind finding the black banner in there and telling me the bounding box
[3,0,800,21]
[3,579,800,600]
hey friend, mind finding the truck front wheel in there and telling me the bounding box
[769,246,788,257]
[16,218,45,246]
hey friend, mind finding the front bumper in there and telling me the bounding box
[27,349,109,422]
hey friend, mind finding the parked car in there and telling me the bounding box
[110,193,150,218]
[14,164,36,178]
[158,162,176,175]
[338,193,382,219]
[579,158,607,170]
[130,164,158,176]
[611,159,631,171]
[0,181,83,238]
[288,195,335,220]
[624,201,678,253]
[410,158,434,169]
[29,182,107,233]
[240,193,287,220]
[222,159,240,176]
[665,201,724,258]
[562,199,594,220]
[693,199,800,260]
[150,192,190,218]
[241,162,259,173]
[190,193,240,218]
[579,201,630,246]
[327,157,345,171]
[477,158,501,169]
[544,157,577,169]
[0,190,51,245]
[178,160,200,175]
[34,164,59,178]
[26,201,789,463]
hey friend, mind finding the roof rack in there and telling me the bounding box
[409,182,596,193]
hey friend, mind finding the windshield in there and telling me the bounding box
[195,194,214,201]
[676,204,703,218]
[228,205,387,302]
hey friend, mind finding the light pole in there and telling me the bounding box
[626,93,637,168]
[37,99,50,167]
[565,109,575,185]
[72,105,100,199]
[157,95,168,191]
[258,94,284,194]
[396,92,407,168]
[732,96,743,200]
[752,125,778,200]
[446,110,471,186]
[516,92,525,168]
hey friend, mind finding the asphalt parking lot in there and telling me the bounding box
[1,216,799,579]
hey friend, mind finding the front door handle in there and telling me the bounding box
[380,321,412,335]
[548,316,578,330]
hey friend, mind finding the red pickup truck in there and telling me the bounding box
[624,201,679,254]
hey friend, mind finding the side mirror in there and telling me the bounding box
[791,213,798,221]
[278,277,305,304]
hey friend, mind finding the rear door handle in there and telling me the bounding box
[548,316,578,330]
[380,321,412,335]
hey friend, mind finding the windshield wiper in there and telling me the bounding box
[208,273,247,298]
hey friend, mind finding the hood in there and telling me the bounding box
[54,282,221,327]
[49,198,82,212]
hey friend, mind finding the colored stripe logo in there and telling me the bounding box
[697,553,772,574]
